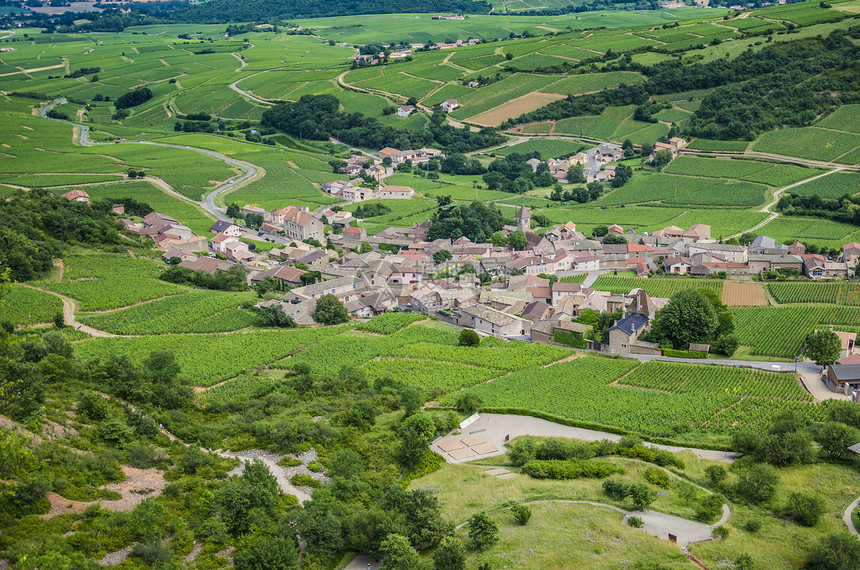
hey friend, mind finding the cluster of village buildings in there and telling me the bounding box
[59,187,860,395]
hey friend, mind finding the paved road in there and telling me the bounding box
[843,494,860,537]
[726,167,844,239]
[40,100,260,225]
[453,498,717,547]
[431,414,736,464]
[228,70,275,106]
[680,149,860,171]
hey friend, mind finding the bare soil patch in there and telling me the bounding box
[722,281,769,307]
[468,92,566,127]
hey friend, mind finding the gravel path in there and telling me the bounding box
[431,414,736,464]
[214,449,313,504]
[843,494,860,537]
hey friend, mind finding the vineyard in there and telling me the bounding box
[443,357,823,438]
[74,325,351,386]
[766,282,860,306]
[4,285,63,325]
[37,254,183,311]
[276,325,572,377]
[354,313,426,334]
[79,291,259,335]
[591,276,724,298]
[618,361,812,401]
[730,305,860,358]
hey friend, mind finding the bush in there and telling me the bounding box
[433,536,466,570]
[627,515,643,528]
[511,504,531,525]
[644,468,670,488]
[736,463,779,504]
[130,541,171,566]
[179,446,214,475]
[522,459,621,480]
[507,438,536,466]
[467,512,498,550]
[455,392,482,415]
[712,525,729,540]
[805,532,860,570]
[78,391,109,422]
[695,494,725,523]
[787,491,825,527]
[603,479,631,501]
[705,464,727,486]
[458,329,480,347]
[291,473,321,488]
[235,535,297,570]
[742,518,762,533]
[630,482,656,509]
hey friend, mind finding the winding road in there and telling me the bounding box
[228,70,276,106]
[726,167,844,239]
[40,99,259,223]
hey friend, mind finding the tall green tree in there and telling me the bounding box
[313,294,349,325]
[804,329,841,367]
[398,413,436,466]
[652,289,718,349]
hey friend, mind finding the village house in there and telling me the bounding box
[376,185,415,199]
[210,220,242,237]
[440,99,459,113]
[61,189,90,204]
[843,242,860,267]
[396,105,415,117]
[250,264,307,289]
[459,304,531,338]
[279,206,324,242]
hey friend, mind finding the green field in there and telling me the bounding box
[441,356,822,438]
[751,128,860,163]
[79,290,259,334]
[766,282,860,306]
[4,285,63,326]
[36,254,183,311]
[590,275,724,298]
[493,139,588,159]
[732,304,860,358]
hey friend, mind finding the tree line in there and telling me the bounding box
[502,30,860,142]
[262,94,506,154]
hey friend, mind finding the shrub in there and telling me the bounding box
[695,494,725,523]
[644,468,670,488]
[458,329,480,347]
[736,463,779,504]
[787,491,825,527]
[467,512,498,550]
[742,518,762,533]
[511,504,531,525]
[603,479,631,501]
[705,464,727,485]
[130,542,171,566]
[179,446,214,475]
[522,459,620,480]
[734,554,755,570]
[433,536,466,570]
[78,391,109,422]
[627,515,643,528]
[805,532,860,570]
[630,482,656,509]
[712,525,729,540]
[455,392,482,414]
[291,473,321,488]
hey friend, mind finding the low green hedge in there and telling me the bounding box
[662,349,707,359]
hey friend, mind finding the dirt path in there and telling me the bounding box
[18,284,117,338]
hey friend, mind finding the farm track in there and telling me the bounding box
[228,70,276,106]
